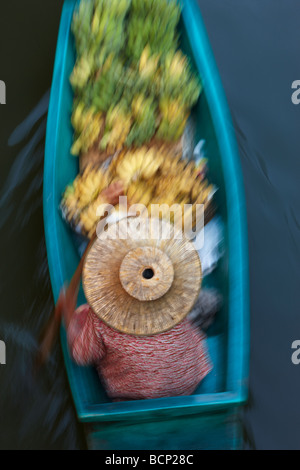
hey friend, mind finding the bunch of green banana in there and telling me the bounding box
[70,53,94,90]
[85,55,125,112]
[72,0,130,69]
[100,101,132,154]
[156,98,189,142]
[91,0,131,67]
[71,0,95,58]
[69,0,203,156]
[126,94,158,147]
[127,46,162,98]
[127,0,181,62]
[160,50,202,107]
[139,46,160,83]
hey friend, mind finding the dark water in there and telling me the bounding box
[198,0,300,450]
[0,0,85,450]
[0,0,300,450]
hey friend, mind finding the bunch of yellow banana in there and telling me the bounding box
[115,147,163,187]
[62,164,112,227]
[71,103,104,156]
[157,156,204,195]
[62,185,79,222]
[150,194,204,233]
[191,178,215,204]
[149,195,191,229]
[159,151,181,175]
[175,161,204,196]
[79,197,106,238]
[127,180,153,207]
[183,180,215,233]
[73,165,110,209]
[79,182,124,238]
[145,154,213,231]
[62,137,215,239]
[153,175,180,200]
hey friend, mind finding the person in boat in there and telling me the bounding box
[65,289,219,402]
[40,182,221,401]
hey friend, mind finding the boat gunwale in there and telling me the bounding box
[182,0,249,398]
[44,0,249,423]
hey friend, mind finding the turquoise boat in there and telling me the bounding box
[44,0,249,450]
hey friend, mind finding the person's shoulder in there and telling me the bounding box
[93,316,120,339]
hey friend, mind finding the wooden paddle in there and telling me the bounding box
[37,233,97,366]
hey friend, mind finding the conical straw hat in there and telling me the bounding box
[83,217,202,336]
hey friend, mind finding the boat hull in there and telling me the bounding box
[44,0,249,450]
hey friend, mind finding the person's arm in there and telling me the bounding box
[67,305,105,365]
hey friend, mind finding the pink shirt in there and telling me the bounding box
[68,305,212,401]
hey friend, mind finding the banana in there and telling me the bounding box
[139,46,160,81]
[63,143,215,239]
[70,54,92,90]
[71,104,104,156]
[115,147,163,187]
[62,186,80,222]
[79,195,107,238]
